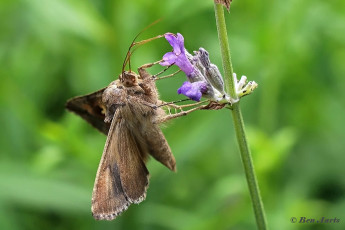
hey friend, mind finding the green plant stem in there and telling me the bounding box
[214,3,268,230]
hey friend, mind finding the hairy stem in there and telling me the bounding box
[214,3,268,230]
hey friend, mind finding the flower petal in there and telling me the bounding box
[177,81,208,101]
[175,33,185,54]
[161,33,195,75]
[160,52,178,66]
[174,55,194,76]
[177,81,191,94]
[165,33,182,55]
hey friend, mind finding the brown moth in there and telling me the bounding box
[66,60,185,220]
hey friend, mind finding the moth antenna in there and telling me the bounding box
[121,19,163,79]
[128,51,132,72]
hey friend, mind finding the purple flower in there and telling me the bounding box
[160,33,195,76]
[161,33,229,102]
[177,81,208,102]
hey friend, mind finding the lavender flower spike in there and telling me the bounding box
[160,33,195,76]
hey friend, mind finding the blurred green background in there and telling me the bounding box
[1,0,345,229]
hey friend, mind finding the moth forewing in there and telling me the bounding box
[91,109,149,220]
[91,110,130,220]
[115,116,149,203]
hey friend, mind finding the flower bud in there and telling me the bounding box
[195,48,225,94]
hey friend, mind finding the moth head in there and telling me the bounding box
[120,71,139,87]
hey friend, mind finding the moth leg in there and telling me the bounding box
[154,104,207,124]
[137,61,175,97]
[175,100,207,109]
[154,69,181,80]
[140,100,158,109]
[159,100,208,111]
[133,35,165,47]
[126,94,158,109]
[138,61,181,80]
[137,60,163,81]
[160,103,182,115]
[163,104,173,115]
[138,60,163,71]
[157,100,185,115]
[152,64,173,78]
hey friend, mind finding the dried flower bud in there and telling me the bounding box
[214,0,232,12]
[188,51,206,77]
[195,48,225,94]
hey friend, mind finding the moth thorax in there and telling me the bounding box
[120,71,139,87]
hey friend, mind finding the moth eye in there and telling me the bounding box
[118,86,123,89]
[131,76,137,83]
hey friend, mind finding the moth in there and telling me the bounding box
[65,33,211,220]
